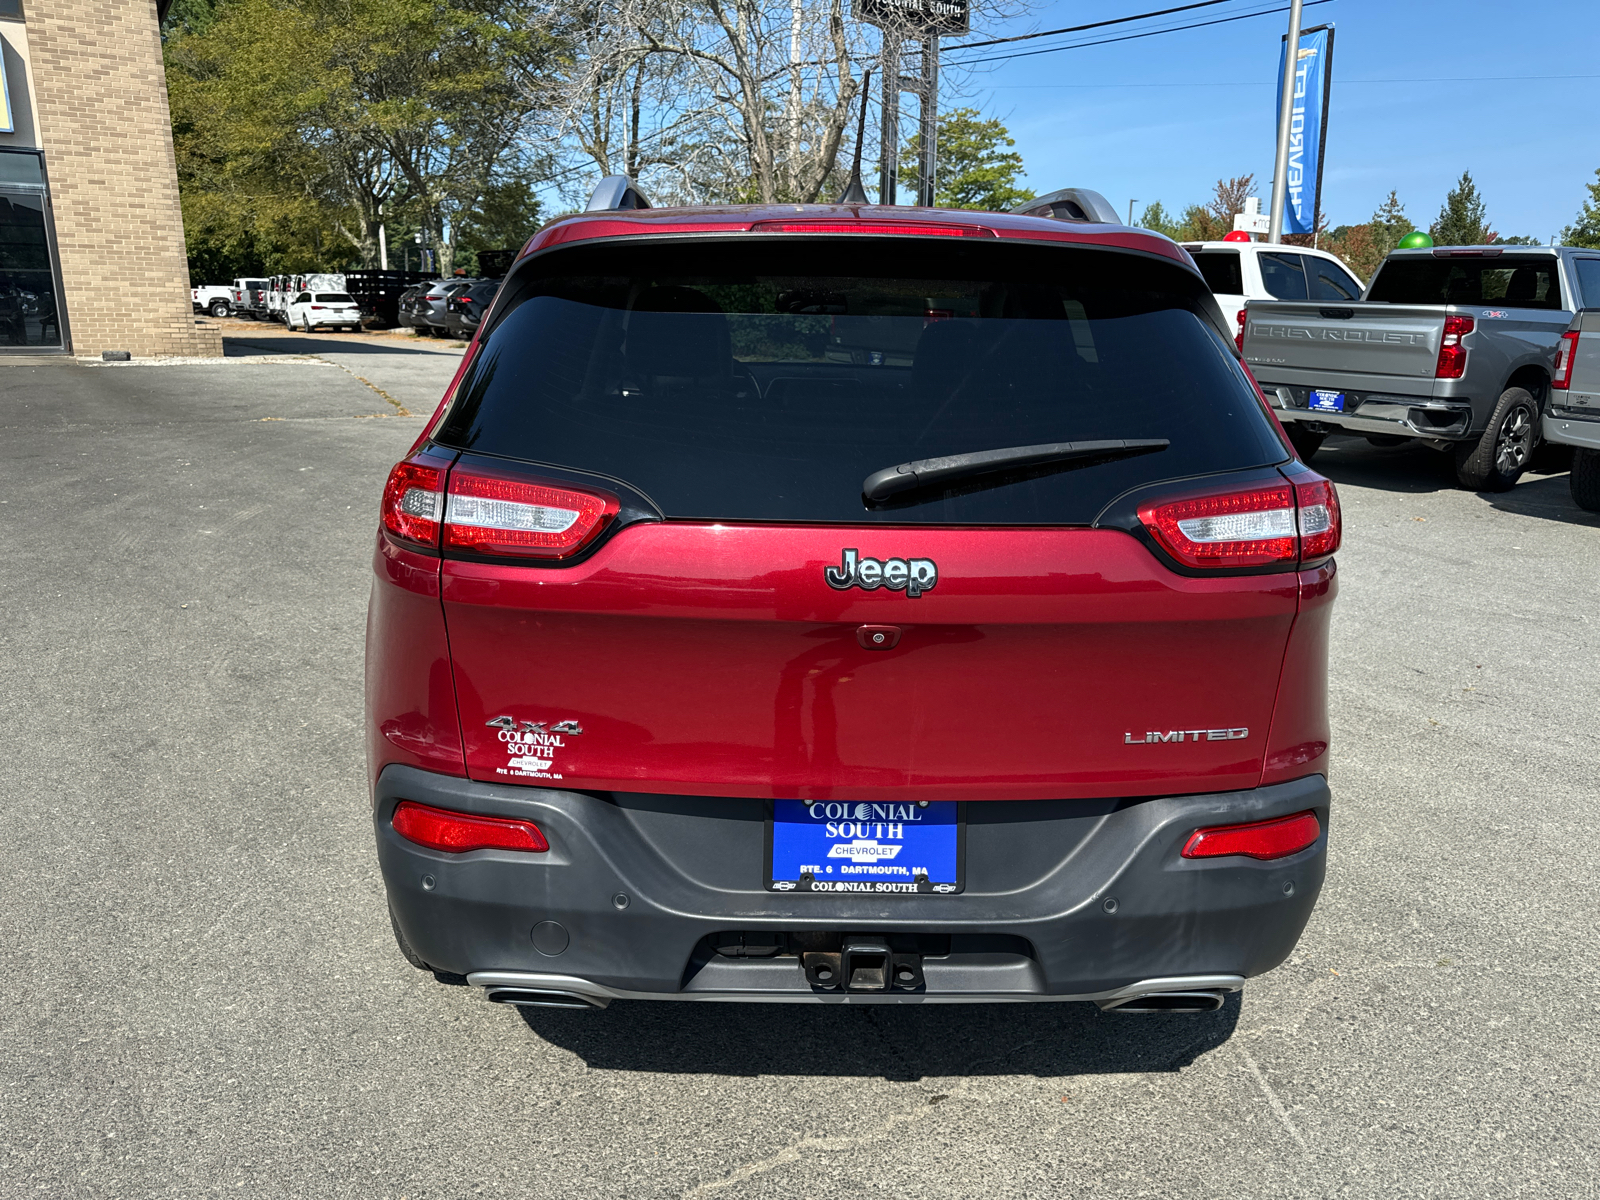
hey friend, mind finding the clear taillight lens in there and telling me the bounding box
[1436,314,1473,379]
[444,469,619,559]
[381,457,446,547]
[1552,331,1580,389]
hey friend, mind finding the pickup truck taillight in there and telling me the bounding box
[1235,307,1247,351]
[1552,331,1580,389]
[1435,314,1473,378]
[1138,472,1341,570]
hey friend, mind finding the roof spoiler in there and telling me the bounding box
[587,175,652,213]
[1011,188,1121,225]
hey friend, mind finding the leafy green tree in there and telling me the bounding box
[1138,201,1181,239]
[902,108,1034,212]
[1561,168,1600,248]
[1431,171,1493,246]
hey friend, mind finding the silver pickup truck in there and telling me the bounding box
[1545,307,1600,511]
[1242,245,1600,491]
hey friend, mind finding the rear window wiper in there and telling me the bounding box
[862,439,1170,503]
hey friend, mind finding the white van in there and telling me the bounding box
[1182,240,1364,349]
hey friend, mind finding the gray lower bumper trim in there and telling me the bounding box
[465,969,1245,1006]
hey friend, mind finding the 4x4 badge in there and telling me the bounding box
[824,549,938,598]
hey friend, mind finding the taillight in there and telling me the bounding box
[443,467,619,559]
[1552,330,1580,389]
[1292,473,1341,560]
[1235,307,1247,352]
[1181,810,1321,860]
[392,800,549,853]
[1435,313,1473,379]
[310,305,326,310]
[380,456,446,547]
[1138,472,1340,570]
[1139,484,1297,569]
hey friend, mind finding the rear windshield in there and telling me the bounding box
[1368,255,1564,309]
[435,239,1287,524]
[316,293,353,303]
[1572,257,1600,308]
[1188,250,1243,295]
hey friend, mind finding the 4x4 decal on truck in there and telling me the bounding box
[824,549,938,597]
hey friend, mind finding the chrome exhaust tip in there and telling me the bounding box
[1097,989,1228,1014]
[485,987,608,1010]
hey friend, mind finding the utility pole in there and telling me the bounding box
[1267,0,1303,244]
[916,35,939,207]
[878,38,900,204]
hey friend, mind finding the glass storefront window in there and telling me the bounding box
[0,151,65,351]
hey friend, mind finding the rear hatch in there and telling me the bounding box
[426,233,1301,801]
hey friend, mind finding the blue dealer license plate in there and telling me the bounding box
[1309,389,1346,412]
[767,800,963,895]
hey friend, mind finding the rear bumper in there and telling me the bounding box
[376,765,1329,1003]
[1262,383,1476,441]
[1545,410,1600,451]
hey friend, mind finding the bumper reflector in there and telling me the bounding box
[1181,810,1321,861]
[392,800,549,853]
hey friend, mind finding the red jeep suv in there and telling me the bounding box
[367,193,1338,1013]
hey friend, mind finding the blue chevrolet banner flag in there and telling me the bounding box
[1275,25,1334,236]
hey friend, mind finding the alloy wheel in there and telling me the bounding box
[1494,404,1533,473]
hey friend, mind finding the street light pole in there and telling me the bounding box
[879,37,900,204]
[1267,0,1303,244]
[916,34,939,207]
[1127,198,1137,226]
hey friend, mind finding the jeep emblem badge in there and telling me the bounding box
[825,548,938,598]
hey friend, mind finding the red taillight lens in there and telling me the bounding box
[381,457,446,547]
[1292,472,1341,560]
[748,220,996,238]
[1182,810,1321,860]
[1436,314,1473,379]
[444,468,619,559]
[1235,307,1247,352]
[1552,330,1580,389]
[1139,484,1298,569]
[392,800,549,853]
[310,305,326,310]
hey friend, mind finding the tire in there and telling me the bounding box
[1454,387,1539,492]
[208,300,230,318]
[1572,448,1600,512]
[1286,426,1325,462]
[388,903,432,972]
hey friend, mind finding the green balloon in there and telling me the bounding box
[1397,231,1433,249]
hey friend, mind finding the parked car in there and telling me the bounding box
[441,278,500,339]
[346,269,433,329]
[1242,245,1590,490]
[230,277,270,319]
[1184,240,1364,349]
[1544,285,1600,510]
[286,289,363,332]
[192,284,234,317]
[399,279,469,336]
[368,181,1340,1014]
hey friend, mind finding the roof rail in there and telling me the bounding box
[1011,188,1120,225]
[587,176,652,213]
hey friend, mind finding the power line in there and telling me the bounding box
[950,0,1236,51]
[980,72,1600,89]
[947,0,1334,67]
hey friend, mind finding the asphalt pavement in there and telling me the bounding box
[1,349,1597,1198]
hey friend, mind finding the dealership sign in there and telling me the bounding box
[1274,25,1335,236]
[855,0,969,35]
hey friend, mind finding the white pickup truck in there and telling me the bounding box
[1546,304,1600,510]
[191,285,233,317]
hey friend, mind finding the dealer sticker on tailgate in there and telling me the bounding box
[1309,389,1346,412]
[767,800,963,895]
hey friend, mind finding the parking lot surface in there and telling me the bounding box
[2,354,1597,1198]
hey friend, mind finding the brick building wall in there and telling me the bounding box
[25,0,220,357]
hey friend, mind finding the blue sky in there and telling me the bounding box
[939,0,1600,238]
